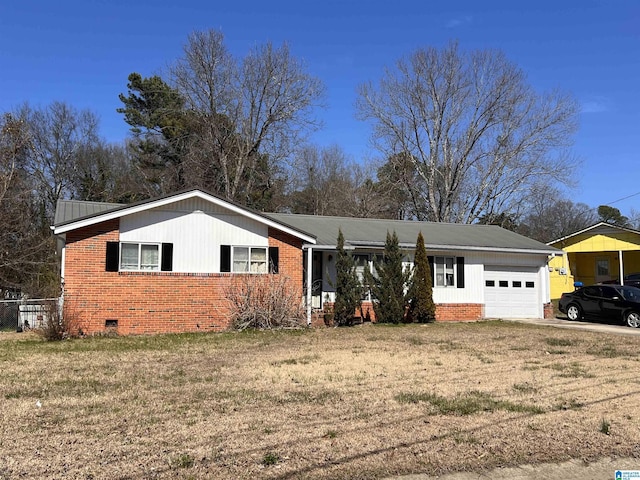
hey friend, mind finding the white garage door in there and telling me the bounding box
[484,266,540,318]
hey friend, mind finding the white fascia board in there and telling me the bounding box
[547,222,640,246]
[54,190,316,244]
[351,240,557,256]
[305,241,555,255]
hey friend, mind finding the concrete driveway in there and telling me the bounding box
[503,316,640,336]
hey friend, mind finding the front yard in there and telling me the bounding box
[1,321,639,479]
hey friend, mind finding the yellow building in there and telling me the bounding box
[547,222,640,299]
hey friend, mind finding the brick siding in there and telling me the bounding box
[63,220,303,335]
[434,303,483,321]
[315,301,483,325]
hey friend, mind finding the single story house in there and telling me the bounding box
[52,189,559,335]
[547,222,640,299]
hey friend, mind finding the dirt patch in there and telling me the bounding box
[1,322,639,479]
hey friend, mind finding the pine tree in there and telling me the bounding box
[366,231,407,323]
[406,232,436,323]
[333,229,362,326]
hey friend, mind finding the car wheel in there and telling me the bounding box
[624,311,640,328]
[566,304,582,321]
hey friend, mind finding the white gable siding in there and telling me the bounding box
[120,205,268,273]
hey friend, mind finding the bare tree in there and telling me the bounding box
[0,113,57,295]
[517,185,597,243]
[288,145,355,216]
[18,102,101,220]
[171,30,325,204]
[629,208,640,230]
[357,42,579,223]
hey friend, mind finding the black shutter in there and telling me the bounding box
[427,256,434,283]
[269,246,279,273]
[161,243,173,271]
[106,242,119,272]
[220,245,231,272]
[456,257,465,288]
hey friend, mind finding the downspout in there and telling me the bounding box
[306,246,313,326]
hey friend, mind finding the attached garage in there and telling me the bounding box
[484,265,541,318]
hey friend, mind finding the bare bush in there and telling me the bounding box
[225,274,305,330]
[34,300,77,341]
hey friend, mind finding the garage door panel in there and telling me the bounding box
[484,266,540,318]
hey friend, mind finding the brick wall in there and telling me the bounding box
[63,220,304,335]
[434,303,484,321]
[315,301,483,325]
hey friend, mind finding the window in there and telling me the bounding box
[499,280,508,287]
[485,280,495,287]
[232,247,267,273]
[354,254,370,282]
[434,256,455,287]
[596,258,610,277]
[513,281,522,288]
[221,245,278,273]
[354,253,376,301]
[525,281,535,288]
[120,243,159,271]
[600,286,619,300]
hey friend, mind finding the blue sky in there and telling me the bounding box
[1,0,639,216]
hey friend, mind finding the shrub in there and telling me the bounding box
[34,299,77,341]
[406,232,436,323]
[332,229,362,326]
[226,274,305,330]
[365,231,407,324]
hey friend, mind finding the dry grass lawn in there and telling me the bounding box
[1,321,640,479]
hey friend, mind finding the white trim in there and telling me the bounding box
[54,190,316,244]
[306,247,313,326]
[547,222,640,246]
[309,241,557,256]
[619,250,624,285]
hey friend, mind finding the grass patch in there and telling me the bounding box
[544,337,578,347]
[434,339,461,351]
[512,382,538,394]
[587,344,628,358]
[170,453,194,469]
[270,354,320,366]
[395,390,544,415]
[405,335,425,346]
[600,418,611,435]
[262,452,280,466]
[547,362,594,378]
[553,398,584,410]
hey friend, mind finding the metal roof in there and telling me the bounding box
[267,213,560,254]
[54,200,124,226]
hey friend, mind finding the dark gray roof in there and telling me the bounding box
[54,200,124,225]
[267,213,560,254]
[53,197,559,255]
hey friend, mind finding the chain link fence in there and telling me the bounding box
[0,298,60,332]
